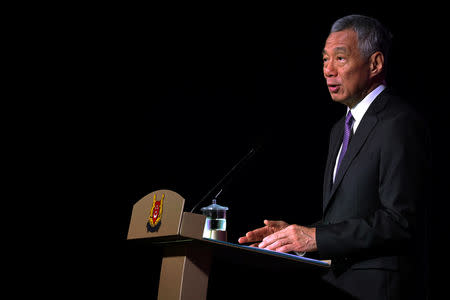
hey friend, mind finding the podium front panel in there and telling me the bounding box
[127,189,185,240]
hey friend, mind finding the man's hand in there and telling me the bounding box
[239,220,317,253]
[238,220,289,247]
[258,225,317,253]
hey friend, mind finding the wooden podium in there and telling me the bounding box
[127,189,330,300]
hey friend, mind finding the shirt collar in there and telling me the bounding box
[348,84,386,133]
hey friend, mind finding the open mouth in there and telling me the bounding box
[328,84,340,93]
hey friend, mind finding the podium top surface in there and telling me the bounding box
[133,234,330,270]
[203,238,330,267]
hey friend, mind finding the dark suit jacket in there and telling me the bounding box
[316,89,431,299]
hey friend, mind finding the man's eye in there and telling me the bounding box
[337,56,345,61]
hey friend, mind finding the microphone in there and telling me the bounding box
[190,148,256,213]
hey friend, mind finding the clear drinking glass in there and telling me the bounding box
[201,199,228,241]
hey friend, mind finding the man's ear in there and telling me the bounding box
[369,51,384,78]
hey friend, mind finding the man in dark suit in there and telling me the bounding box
[238,15,430,299]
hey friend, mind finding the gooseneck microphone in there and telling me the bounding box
[190,148,256,213]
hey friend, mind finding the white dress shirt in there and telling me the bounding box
[332,84,386,182]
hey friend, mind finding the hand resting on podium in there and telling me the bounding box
[238,220,317,254]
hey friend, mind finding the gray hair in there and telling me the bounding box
[331,15,393,65]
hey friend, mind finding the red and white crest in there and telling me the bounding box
[147,193,164,232]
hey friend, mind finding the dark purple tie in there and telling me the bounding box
[335,111,354,176]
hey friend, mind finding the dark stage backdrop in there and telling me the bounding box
[76,6,446,299]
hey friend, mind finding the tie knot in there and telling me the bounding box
[345,111,354,126]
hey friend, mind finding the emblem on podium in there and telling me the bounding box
[147,193,164,232]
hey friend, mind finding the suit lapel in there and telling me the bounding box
[323,89,390,213]
[328,115,377,200]
[322,122,343,209]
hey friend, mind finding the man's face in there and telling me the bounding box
[322,29,371,107]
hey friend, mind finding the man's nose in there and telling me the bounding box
[324,61,337,77]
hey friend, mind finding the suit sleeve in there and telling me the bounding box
[316,112,431,258]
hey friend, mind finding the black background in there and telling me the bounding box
[56,4,448,299]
